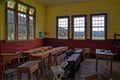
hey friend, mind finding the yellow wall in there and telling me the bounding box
[0,4,1,39]
[0,3,5,40]
[1,0,120,40]
[45,0,120,39]
[0,0,45,40]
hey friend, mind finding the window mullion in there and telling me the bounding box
[15,2,18,40]
[26,7,29,40]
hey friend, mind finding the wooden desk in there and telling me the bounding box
[18,61,39,80]
[49,47,68,66]
[31,51,50,74]
[1,53,21,80]
[1,53,21,69]
[96,49,113,73]
[31,47,68,74]
[23,46,53,60]
[67,54,81,78]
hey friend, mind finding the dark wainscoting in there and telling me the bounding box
[0,40,4,80]
[0,39,43,53]
[44,38,114,50]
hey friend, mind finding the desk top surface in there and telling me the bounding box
[23,46,53,53]
[67,54,80,61]
[1,53,21,56]
[31,46,68,57]
[74,49,83,53]
[96,49,113,55]
[18,61,37,68]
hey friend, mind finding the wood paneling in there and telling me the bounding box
[44,38,114,50]
[0,40,4,80]
[1,39,43,53]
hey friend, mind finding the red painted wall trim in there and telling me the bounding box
[1,39,43,53]
[44,38,114,50]
[0,40,4,80]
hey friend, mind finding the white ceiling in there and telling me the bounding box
[36,0,86,6]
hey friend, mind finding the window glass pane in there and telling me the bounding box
[29,16,34,39]
[29,8,35,15]
[18,13,27,40]
[7,10,14,23]
[57,17,69,39]
[7,0,16,9]
[74,28,85,39]
[7,23,15,40]
[58,27,68,39]
[73,16,86,39]
[7,9,15,40]
[91,14,106,40]
[18,3,28,13]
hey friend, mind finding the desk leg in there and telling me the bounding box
[107,56,109,66]
[48,55,51,69]
[96,56,98,72]
[18,72,22,80]
[36,69,39,80]
[27,72,31,80]
[28,55,30,61]
[41,59,44,75]
[55,54,57,65]
[110,56,113,73]
[43,58,46,69]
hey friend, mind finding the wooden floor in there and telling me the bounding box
[5,58,120,80]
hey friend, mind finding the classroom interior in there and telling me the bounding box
[0,0,120,80]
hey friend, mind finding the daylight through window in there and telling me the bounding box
[90,13,107,40]
[72,15,86,39]
[6,0,35,41]
[56,16,69,39]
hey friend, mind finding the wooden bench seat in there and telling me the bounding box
[51,66,64,80]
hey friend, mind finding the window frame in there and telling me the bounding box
[56,16,70,39]
[6,8,16,40]
[6,1,36,41]
[72,15,87,40]
[90,13,107,40]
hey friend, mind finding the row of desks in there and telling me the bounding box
[0,46,53,79]
[0,46,68,76]
[23,46,53,60]
[0,46,53,64]
[31,47,68,74]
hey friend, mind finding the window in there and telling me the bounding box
[29,16,34,40]
[90,13,107,40]
[56,16,69,39]
[7,0,16,40]
[6,0,35,41]
[18,13,27,40]
[72,15,86,39]
[7,9,15,40]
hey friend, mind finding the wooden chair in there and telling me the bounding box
[85,74,97,80]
